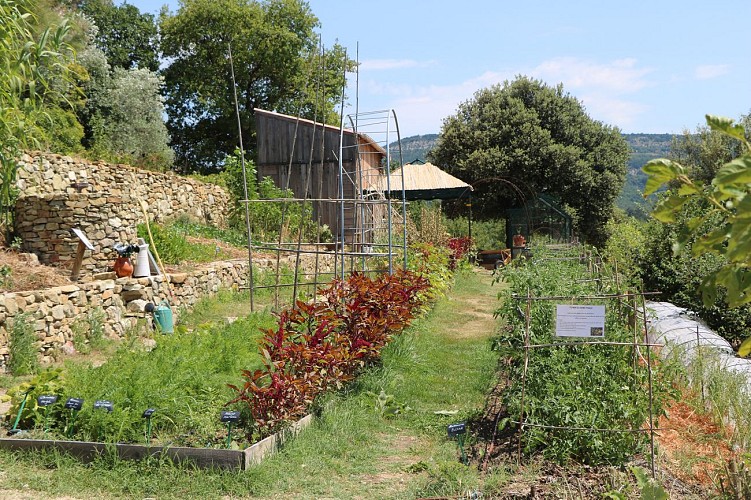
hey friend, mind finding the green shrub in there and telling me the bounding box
[71,308,107,354]
[639,197,751,346]
[221,149,316,242]
[4,308,275,446]
[446,217,506,250]
[137,222,232,264]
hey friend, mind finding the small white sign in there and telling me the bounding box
[71,227,94,251]
[555,304,605,337]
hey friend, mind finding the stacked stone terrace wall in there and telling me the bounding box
[0,254,334,371]
[15,193,139,273]
[16,151,229,226]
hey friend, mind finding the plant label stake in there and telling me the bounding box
[94,400,114,412]
[93,400,114,441]
[37,395,58,436]
[8,390,31,436]
[64,397,84,438]
[447,422,468,465]
[220,411,241,449]
[142,409,156,444]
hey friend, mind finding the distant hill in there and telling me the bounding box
[619,134,674,217]
[391,133,675,217]
[392,134,439,164]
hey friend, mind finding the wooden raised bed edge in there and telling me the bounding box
[0,414,312,471]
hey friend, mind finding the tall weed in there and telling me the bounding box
[8,313,38,376]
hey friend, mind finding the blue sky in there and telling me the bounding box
[130,0,750,138]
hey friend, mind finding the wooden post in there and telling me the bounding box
[70,240,86,281]
[70,228,94,282]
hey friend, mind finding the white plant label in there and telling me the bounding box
[555,304,605,337]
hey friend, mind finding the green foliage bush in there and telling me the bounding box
[494,248,672,465]
[639,115,751,349]
[5,312,275,446]
[639,197,751,346]
[446,217,506,250]
[136,221,240,265]
[221,150,317,243]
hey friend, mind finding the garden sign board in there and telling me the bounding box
[555,305,605,338]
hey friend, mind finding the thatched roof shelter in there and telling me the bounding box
[374,160,472,200]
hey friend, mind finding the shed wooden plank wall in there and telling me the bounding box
[255,110,386,244]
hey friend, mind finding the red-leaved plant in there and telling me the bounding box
[228,269,430,439]
[447,236,473,269]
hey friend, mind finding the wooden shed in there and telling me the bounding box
[255,109,387,244]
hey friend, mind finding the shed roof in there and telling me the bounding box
[373,161,473,200]
[254,108,387,156]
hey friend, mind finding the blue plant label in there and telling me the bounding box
[65,397,84,410]
[142,408,156,418]
[220,411,241,423]
[37,395,58,406]
[447,422,466,437]
[94,400,114,412]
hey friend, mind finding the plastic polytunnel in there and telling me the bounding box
[646,300,751,394]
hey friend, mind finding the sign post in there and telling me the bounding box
[447,422,468,465]
[64,397,84,438]
[70,228,94,281]
[37,395,58,436]
[220,411,241,449]
[142,408,156,444]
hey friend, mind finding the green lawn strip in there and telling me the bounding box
[0,268,502,498]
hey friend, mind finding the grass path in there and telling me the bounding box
[0,268,503,499]
[246,267,503,499]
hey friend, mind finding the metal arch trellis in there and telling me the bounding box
[339,108,408,279]
[235,44,408,312]
[512,283,664,479]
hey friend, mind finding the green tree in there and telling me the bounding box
[159,0,351,173]
[63,0,159,70]
[669,115,751,184]
[429,76,629,246]
[87,64,174,169]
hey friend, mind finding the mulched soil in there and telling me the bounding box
[0,250,72,292]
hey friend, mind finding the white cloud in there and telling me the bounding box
[359,59,435,71]
[577,93,650,129]
[352,57,657,135]
[531,57,654,94]
[694,64,730,80]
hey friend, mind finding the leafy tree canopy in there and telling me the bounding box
[159,0,352,173]
[429,76,629,246]
[63,0,159,71]
[642,114,751,352]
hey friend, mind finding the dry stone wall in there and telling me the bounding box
[16,151,229,227]
[15,193,139,272]
[13,151,230,276]
[0,254,334,371]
